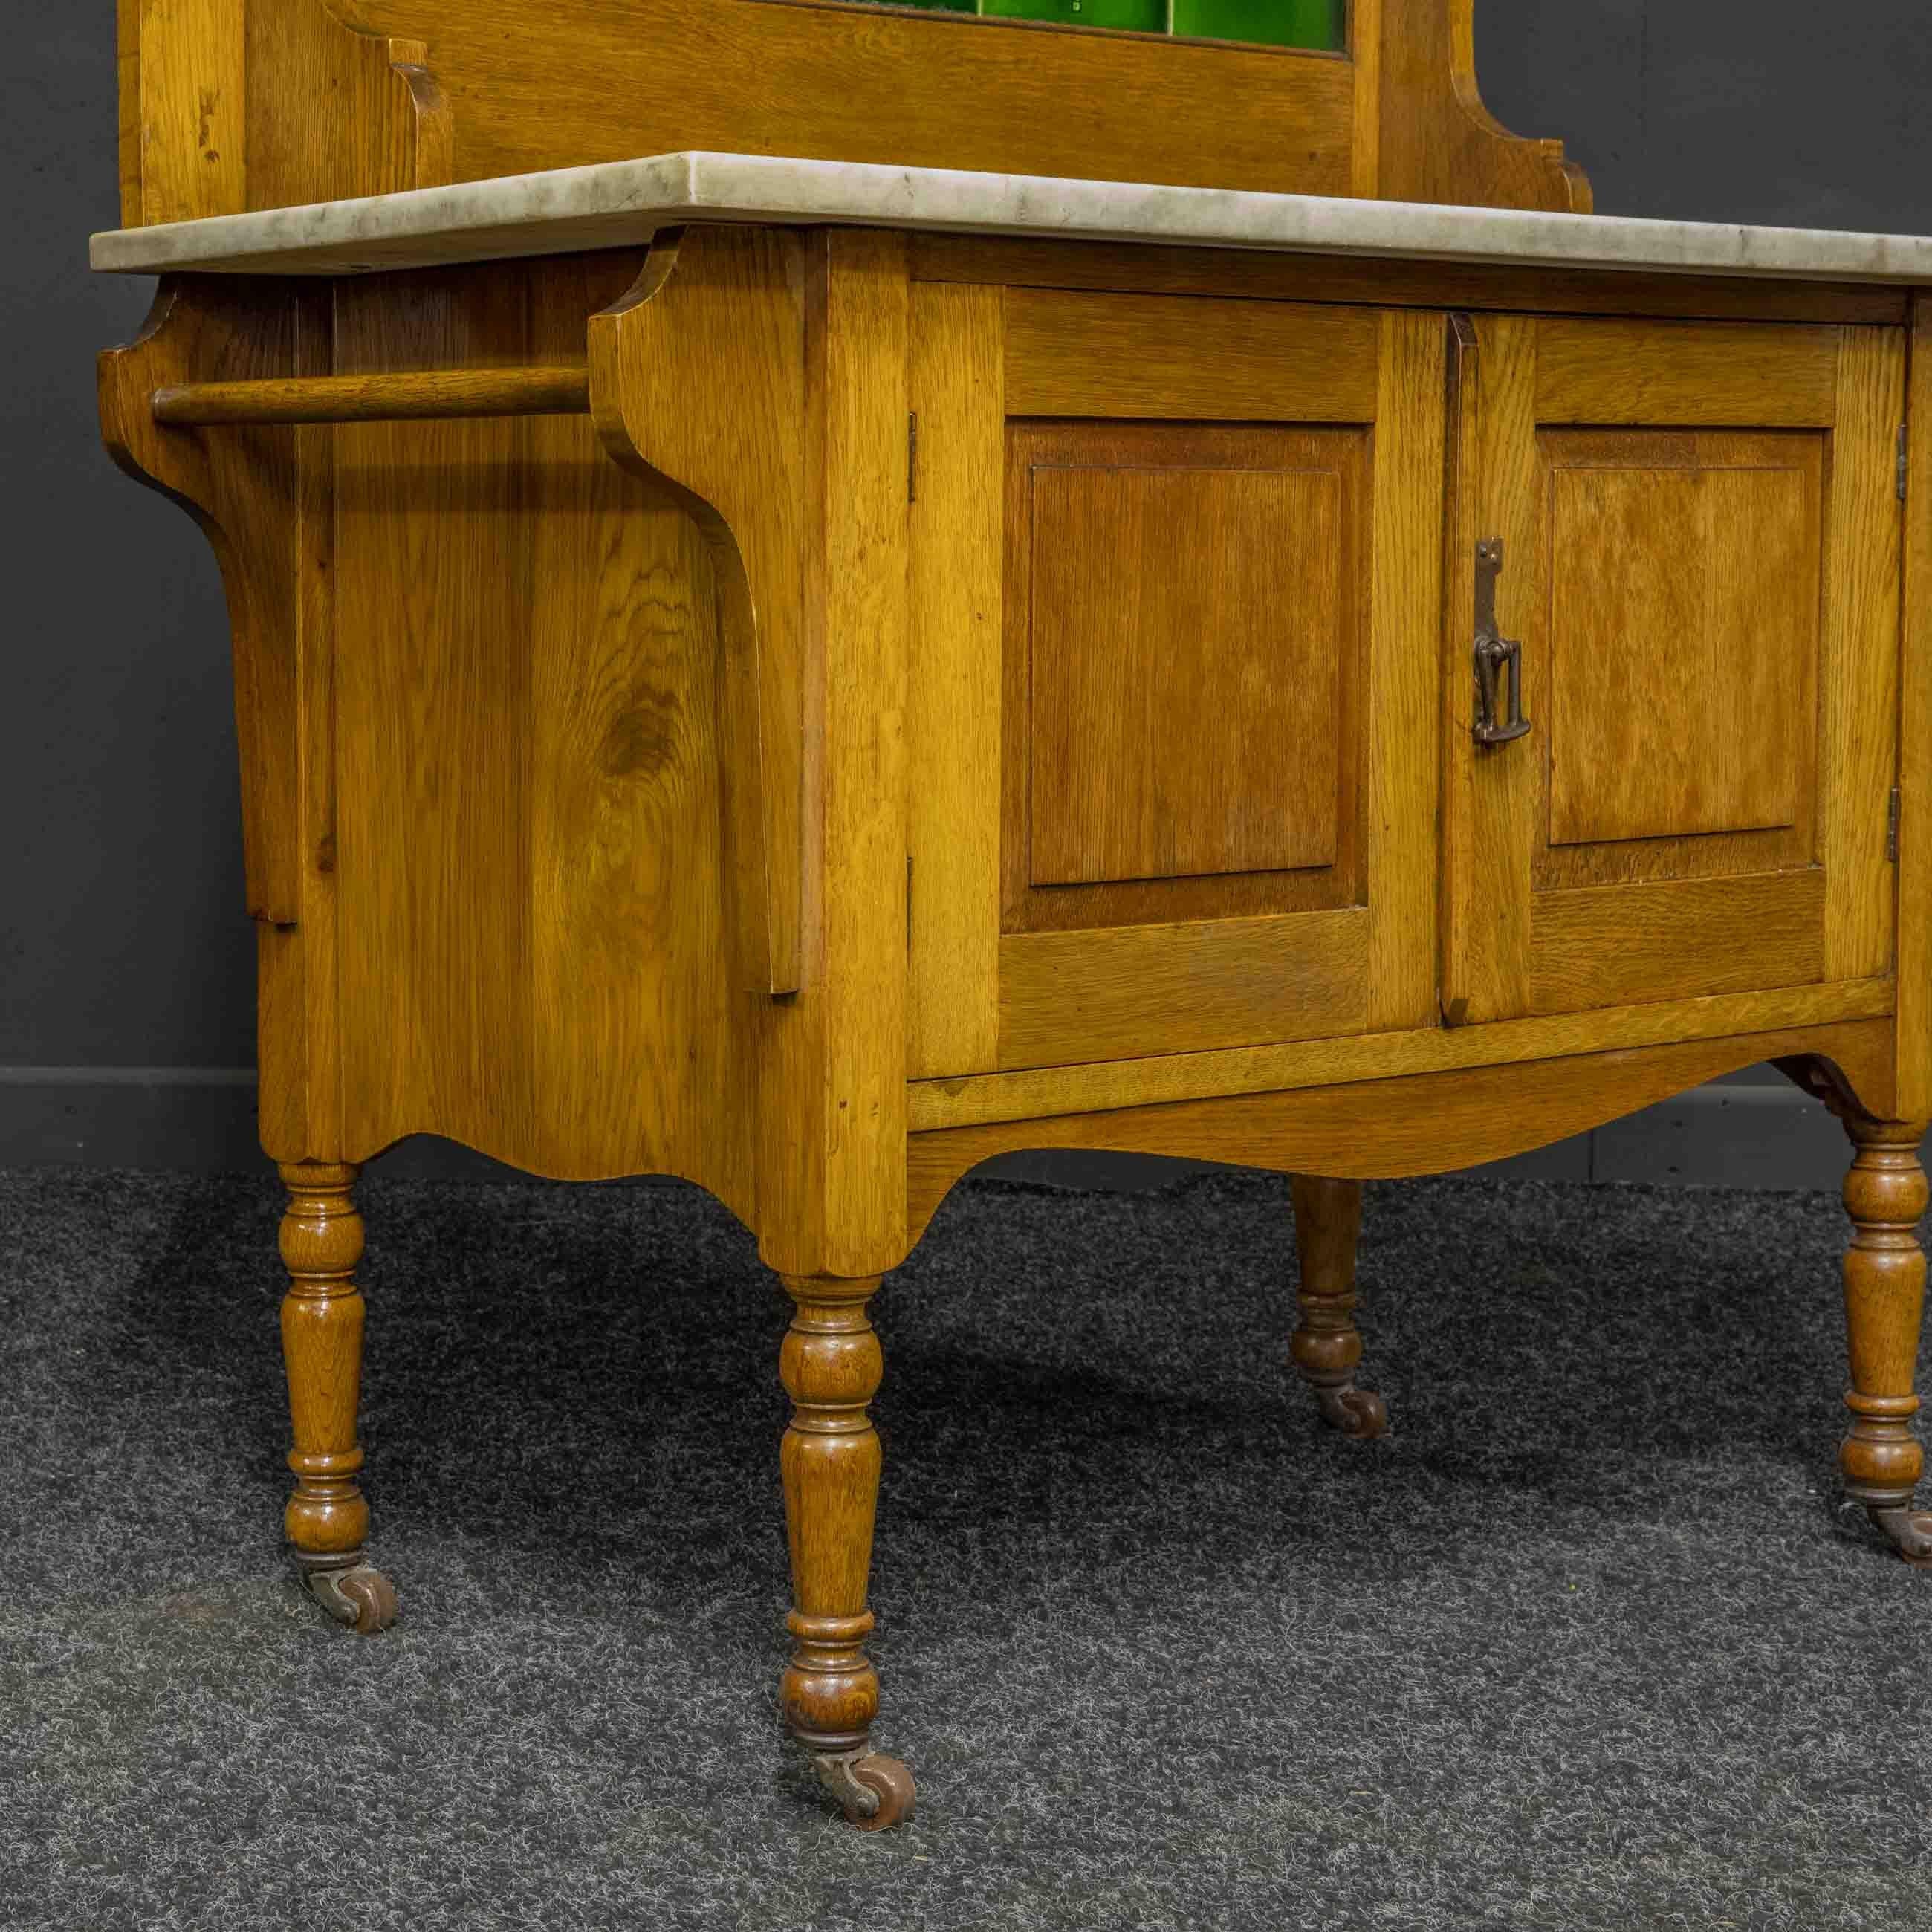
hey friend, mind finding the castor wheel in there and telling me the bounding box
[811,1749,917,1829]
[1870,1505,1932,1568]
[1315,1385,1390,1439]
[296,1552,401,1633]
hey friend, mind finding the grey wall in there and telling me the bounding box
[1,4,1926,1182]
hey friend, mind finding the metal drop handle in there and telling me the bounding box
[1472,537,1531,747]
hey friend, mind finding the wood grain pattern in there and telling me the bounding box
[1349,0,1383,198]
[1376,0,1588,215]
[1529,871,1827,1014]
[122,0,1594,233]
[1540,432,1819,856]
[912,977,1896,1132]
[153,364,591,424]
[1821,325,1907,984]
[1025,450,1345,886]
[1439,311,1538,1024]
[1366,309,1447,1031]
[99,279,305,927]
[267,0,1361,202]
[797,228,913,1279]
[324,251,762,1213]
[908,1018,1898,1239]
[121,0,447,224]
[129,0,248,224]
[910,237,1910,330]
[1004,290,1381,421]
[1897,296,1932,1120]
[1445,314,1900,1026]
[590,226,811,997]
[999,911,1370,1069]
[1002,419,1369,937]
[907,283,1003,1080]
[1535,320,1843,429]
[244,4,446,209]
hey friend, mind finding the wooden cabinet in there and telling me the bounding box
[913,294,1907,1077]
[94,0,1932,1838]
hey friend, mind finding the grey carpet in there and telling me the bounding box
[4,1164,1931,1931]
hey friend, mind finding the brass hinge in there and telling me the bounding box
[1900,424,1910,502]
[1889,787,1902,863]
[907,412,919,503]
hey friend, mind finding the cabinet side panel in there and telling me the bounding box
[328,256,758,1209]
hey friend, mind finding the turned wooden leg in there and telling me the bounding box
[1289,1175,1389,1439]
[279,1161,398,1633]
[778,1274,915,1830]
[1838,1122,1932,1566]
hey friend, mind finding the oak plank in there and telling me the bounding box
[1821,325,1907,983]
[907,282,1003,1080]
[1897,296,1932,1119]
[910,236,1910,328]
[1534,319,1843,428]
[1529,871,1826,1015]
[1004,289,1381,421]
[998,911,1372,1069]
[1366,308,1445,1030]
[912,976,1895,1132]
[910,1017,1898,1237]
[1440,312,1538,1022]
[1001,419,1369,937]
[134,0,247,224]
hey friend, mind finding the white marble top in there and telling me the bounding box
[90,149,1932,285]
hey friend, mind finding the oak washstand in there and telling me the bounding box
[97,0,1932,1829]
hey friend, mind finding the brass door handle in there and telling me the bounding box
[1472,537,1531,747]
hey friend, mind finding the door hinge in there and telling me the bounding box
[907,412,919,503]
[1889,787,1902,863]
[907,854,915,945]
[1900,424,1910,502]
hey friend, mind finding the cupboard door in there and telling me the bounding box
[1442,316,1905,1025]
[907,287,1447,1076]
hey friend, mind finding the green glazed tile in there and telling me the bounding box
[1173,0,1344,48]
[980,0,1167,28]
[875,0,1346,51]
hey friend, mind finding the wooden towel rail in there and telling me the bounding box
[152,366,591,426]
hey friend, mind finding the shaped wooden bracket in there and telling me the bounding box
[98,278,314,927]
[588,227,812,999]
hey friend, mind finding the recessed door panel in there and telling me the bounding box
[1008,419,1367,924]
[1540,429,1821,885]
[1024,440,1348,888]
[1443,314,1903,1025]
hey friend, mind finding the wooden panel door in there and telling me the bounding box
[1442,317,1905,1024]
[908,285,1447,1076]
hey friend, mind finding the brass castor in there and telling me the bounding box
[1869,1504,1932,1568]
[811,1749,917,1830]
[1315,1384,1390,1439]
[296,1551,400,1633]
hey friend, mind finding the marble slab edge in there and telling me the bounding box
[89,149,1932,285]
